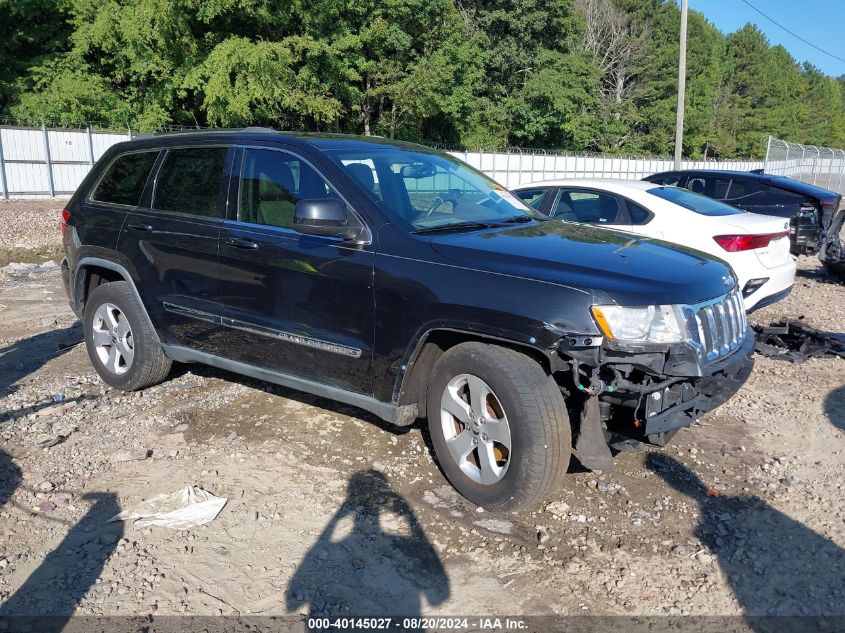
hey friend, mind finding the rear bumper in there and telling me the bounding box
[743,260,796,311]
[747,284,793,313]
[60,256,82,318]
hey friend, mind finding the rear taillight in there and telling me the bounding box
[61,209,70,237]
[713,231,789,252]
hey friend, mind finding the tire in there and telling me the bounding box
[83,281,172,391]
[426,342,571,512]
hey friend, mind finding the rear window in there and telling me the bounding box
[648,186,743,217]
[91,151,159,206]
[153,147,230,218]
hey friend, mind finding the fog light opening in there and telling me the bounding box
[742,277,769,298]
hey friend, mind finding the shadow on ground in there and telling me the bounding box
[286,470,448,627]
[647,454,845,630]
[824,385,845,431]
[794,266,845,287]
[0,323,82,397]
[0,450,21,512]
[0,492,123,622]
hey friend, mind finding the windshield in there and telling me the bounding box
[323,148,539,230]
[648,186,744,217]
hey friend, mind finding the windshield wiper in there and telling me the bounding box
[501,215,536,224]
[413,221,496,235]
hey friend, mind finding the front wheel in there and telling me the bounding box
[426,342,571,512]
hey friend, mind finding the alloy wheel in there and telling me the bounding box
[440,374,512,485]
[91,302,134,375]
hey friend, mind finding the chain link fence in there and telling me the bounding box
[764,136,845,195]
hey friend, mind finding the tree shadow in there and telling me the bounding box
[286,470,449,628]
[646,454,845,630]
[0,323,83,398]
[0,450,21,512]
[0,491,123,626]
[824,385,845,431]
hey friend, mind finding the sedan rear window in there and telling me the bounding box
[648,186,743,217]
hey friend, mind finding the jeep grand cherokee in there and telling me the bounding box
[61,129,754,511]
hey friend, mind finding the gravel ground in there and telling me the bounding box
[0,208,843,625]
[0,199,66,250]
[0,199,67,266]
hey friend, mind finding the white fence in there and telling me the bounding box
[0,123,770,199]
[453,150,763,189]
[0,125,132,198]
[763,136,845,195]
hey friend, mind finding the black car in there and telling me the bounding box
[819,205,845,280]
[643,169,842,255]
[61,129,754,511]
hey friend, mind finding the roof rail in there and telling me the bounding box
[241,126,277,133]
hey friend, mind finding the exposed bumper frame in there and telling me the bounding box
[639,331,755,435]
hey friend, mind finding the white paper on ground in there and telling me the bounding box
[109,486,228,529]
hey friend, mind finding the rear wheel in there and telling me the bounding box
[426,342,571,512]
[83,281,172,391]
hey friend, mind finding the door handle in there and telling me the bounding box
[127,222,153,232]
[225,237,259,250]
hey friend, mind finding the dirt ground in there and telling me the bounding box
[0,200,844,626]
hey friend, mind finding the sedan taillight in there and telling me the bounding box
[61,209,70,237]
[713,231,789,252]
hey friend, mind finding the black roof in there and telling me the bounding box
[124,127,433,153]
[648,168,840,199]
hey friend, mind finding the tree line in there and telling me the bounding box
[3,0,845,158]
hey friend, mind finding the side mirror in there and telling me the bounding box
[294,199,361,240]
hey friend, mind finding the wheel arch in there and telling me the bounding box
[395,327,555,419]
[73,257,161,344]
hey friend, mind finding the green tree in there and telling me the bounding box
[0,0,73,115]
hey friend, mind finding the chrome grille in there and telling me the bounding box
[683,288,747,362]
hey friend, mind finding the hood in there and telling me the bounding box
[426,221,736,306]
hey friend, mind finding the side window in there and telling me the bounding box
[648,173,683,186]
[515,188,552,211]
[704,177,731,199]
[726,180,750,199]
[557,190,622,224]
[153,147,230,217]
[239,149,334,229]
[627,201,652,224]
[90,151,159,206]
[728,181,803,206]
[341,159,382,201]
[766,187,805,206]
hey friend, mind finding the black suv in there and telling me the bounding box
[643,169,842,255]
[62,129,754,511]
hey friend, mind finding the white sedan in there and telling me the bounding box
[512,179,796,311]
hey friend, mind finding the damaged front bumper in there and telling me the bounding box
[629,332,755,435]
[591,327,755,443]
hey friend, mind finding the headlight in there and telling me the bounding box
[590,304,686,344]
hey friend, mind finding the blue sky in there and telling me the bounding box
[688,0,845,77]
